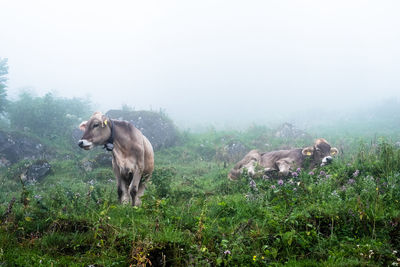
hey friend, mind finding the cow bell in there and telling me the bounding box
[104,143,114,151]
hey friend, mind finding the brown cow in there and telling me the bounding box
[228,138,338,180]
[78,112,154,206]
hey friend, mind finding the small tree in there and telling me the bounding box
[8,92,92,138]
[0,58,8,114]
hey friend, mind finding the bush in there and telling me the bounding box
[151,167,175,198]
[7,92,91,138]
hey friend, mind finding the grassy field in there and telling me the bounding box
[1,125,400,266]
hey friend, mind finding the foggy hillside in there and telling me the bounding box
[1,1,400,266]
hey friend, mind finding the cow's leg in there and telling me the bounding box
[247,165,256,176]
[243,160,257,177]
[134,182,145,207]
[117,176,130,204]
[128,169,141,206]
[112,162,130,204]
[276,159,291,176]
[135,173,151,206]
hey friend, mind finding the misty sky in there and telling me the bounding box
[1,1,399,127]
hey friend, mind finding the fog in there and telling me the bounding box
[1,0,399,129]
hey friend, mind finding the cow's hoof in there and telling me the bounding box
[133,199,142,207]
[121,198,130,205]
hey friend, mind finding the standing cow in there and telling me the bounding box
[228,138,339,180]
[78,112,154,206]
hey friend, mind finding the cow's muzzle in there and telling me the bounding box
[78,139,93,150]
[321,156,333,166]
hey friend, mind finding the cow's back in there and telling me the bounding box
[112,120,154,175]
[260,149,304,168]
[142,135,154,175]
[125,122,154,176]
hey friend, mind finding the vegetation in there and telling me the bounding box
[0,58,8,114]
[1,93,400,266]
[1,122,400,266]
[7,92,91,138]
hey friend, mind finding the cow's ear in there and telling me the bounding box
[79,121,88,131]
[302,147,314,156]
[101,115,108,127]
[330,147,339,156]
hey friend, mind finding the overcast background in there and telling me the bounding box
[0,0,399,128]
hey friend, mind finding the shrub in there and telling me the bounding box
[7,92,91,138]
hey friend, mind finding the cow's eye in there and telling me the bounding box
[93,123,99,128]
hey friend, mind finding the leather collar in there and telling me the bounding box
[104,119,114,151]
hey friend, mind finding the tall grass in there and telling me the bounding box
[1,131,400,266]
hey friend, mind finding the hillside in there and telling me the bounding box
[1,120,400,266]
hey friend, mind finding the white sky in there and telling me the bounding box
[1,0,399,127]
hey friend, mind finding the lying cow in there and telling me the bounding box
[78,112,154,206]
[228,138,338,180]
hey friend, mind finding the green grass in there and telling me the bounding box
[1,127,400,266]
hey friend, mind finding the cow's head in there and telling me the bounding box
[301,138,339,166]
[78,112,111,150]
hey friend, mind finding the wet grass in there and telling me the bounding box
[1,128,400,266]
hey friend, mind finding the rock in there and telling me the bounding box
[20,160,51,184]
[0,156,11,168]
[70,128,83,149]
[81,158,93,172]
[80,153,112,172]
[106,109,180,151]
[92,153,112,167]
[0,130,50,166]
[274,123,311,141]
